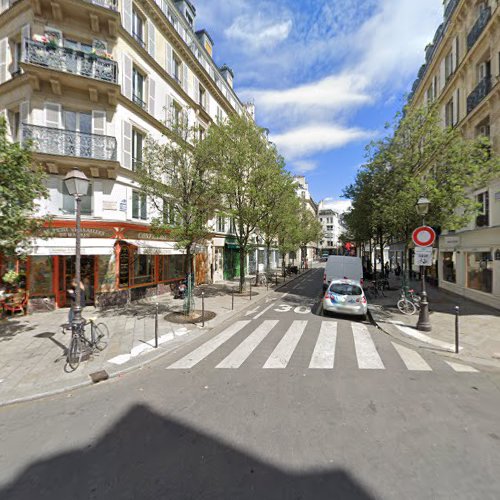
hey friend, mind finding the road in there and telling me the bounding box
[1,266,500,499]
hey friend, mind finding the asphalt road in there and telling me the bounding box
[1,267,500,500]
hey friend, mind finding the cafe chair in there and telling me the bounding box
[4,291,29,316]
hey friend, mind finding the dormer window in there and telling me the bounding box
[186,11,193,27]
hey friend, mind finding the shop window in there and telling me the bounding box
[133,254,155,285]
[466,251,492,293]
[118,244,130,288]
[442,252,456,283]
[132,191,147,220]
[159,254,185,281]
[62,183,92,215]
[29,256,53,296]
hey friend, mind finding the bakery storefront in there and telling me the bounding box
[22,221,187,312]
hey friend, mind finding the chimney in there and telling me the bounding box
[196,29,214,57]
[245,102,255,120]
[220,64,234,88]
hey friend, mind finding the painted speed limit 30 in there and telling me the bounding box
[412,226,436,247]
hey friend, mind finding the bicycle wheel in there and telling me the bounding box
[93,322,109,351]
[397,298,416,315]
[67,335,82,370]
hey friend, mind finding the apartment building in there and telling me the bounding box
[0,0,251,310]
[293,175,318,265]
[317,200,344,255]
[409,0,500,309]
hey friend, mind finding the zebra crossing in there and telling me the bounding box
[166,319,479,373]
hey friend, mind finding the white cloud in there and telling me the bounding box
[271,124,374,161]
[291,160,318,174]
[320,199,352,214]
[225,14,292,50]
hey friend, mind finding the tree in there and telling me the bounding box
[137,107,218,313]
[0,117,48,257]
[199,114,283,292]
[296,203,322,265]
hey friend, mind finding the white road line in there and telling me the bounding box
[445,361,479,373]
[389,321,457,352]
[216,320,278,368]
[309,322,337,369]
[392,342,432,371]
[352,323,385,369]
[167,320,250,369]
[254,302,277,319]
[263,320,307,369]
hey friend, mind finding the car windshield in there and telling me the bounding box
[329,283,362,296]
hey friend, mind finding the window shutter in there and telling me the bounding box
[122,0,132,35]
[182,63,188,93]
[140,194,147,220]
[122,120,132,169]
[439,58,446,92]
[122,53,132,100]
[181,108,188,128]
[454,36,459,69]
[92,110,106,134]
[193,75,199,104]
[0,38,7,84]
[45,102,61,128]
[147,20,155,58]
[453,88,460,125]
[21,24,30,61]
[20,100,29,125]
[148,77,155,118]
[165,93,173,125]
[166,41,173,76]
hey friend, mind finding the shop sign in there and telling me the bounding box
[45,227,114,238]
[103,201,117,211]
[444,236,460,246]
[119,199,127,211]
[121,229,170,241]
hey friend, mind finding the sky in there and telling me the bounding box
[195,0,443,206]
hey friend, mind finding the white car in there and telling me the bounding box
[322,279,368,320]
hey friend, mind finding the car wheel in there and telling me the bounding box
[360,314,368,322]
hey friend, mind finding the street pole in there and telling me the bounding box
[73,194,83,326]
[416,216,431,332]
[455,305,460,354]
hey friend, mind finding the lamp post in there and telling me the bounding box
[64,169,89,327]
[416,197,432,332]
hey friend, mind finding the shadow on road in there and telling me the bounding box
[0,405,376,500]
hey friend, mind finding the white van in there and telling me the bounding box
[323,256,363,290]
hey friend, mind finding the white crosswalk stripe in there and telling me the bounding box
[168,320,250,369]
[392,342,432,371]
[352,323,385,369]
[263,320,307,369]
[216,320,278,369]
[309,322,337,369]
[445,361,479,373]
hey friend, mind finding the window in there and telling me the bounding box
[132,190,147,220]
[445,51,453,81]
[62,182,92,215]
[160,255,185,281]
[172,54,182,85]
[477,60,490,82]
[186,11,193,27]
[132,67,146,108]
[442,252,456,283]
[132,129,144,171]
[133,254,155,285]
[445,98,454,127]
[198,125,205,142]
[229,218,236,234]
[11,41,22,75]
[466,252,492,293]
[9,111,20,141]
[476,191,489,227]
[162,198,175,225]
[216,216,225,233]
[132,8,145,47]
[426,85,434,104]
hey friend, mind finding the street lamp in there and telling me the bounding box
[64,169,89,327]
[416,197,432,332]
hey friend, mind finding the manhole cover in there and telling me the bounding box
[164,310,217,324]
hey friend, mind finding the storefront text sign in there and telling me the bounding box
[44,227,114,238]
[444,236,460,246]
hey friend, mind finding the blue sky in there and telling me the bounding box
[195,0,443,209]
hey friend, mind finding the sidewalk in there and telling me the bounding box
[0,270,309,407]
[368,275,500,369]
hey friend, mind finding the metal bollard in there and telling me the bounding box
[155,302,159,348]
[202,292,205,327]
[275,274,278,286]
[454,305,460,354]
[232,289,234,310]
[250,283,252,300]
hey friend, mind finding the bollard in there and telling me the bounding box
[202,292,205,327]
[454,305,460,354]
[155,302,159,348]
[232,289,234,310]
[250,283,252,300]
[266,278,269,291]
[275,274,278,286]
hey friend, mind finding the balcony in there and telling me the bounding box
[83,0,118,11]
[467,76,491,114]
[21,124,117,162]
[133,93,147,109]
[23,39,118,84]
[467,7,491,50]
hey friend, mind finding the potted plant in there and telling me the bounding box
[2,270,20,293]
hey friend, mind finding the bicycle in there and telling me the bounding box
[65,317,109,371]
[396,289,421,315]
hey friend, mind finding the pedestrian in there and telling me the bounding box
[384,261,390,276]
[395,263,401,277]
[67,278,85,324]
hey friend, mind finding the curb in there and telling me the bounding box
[0,272,313,409]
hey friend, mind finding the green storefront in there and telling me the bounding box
[223,239,244,280]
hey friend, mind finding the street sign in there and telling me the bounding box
[412,226,436,247]
[415,247,433,266]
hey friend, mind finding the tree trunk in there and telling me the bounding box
[239,248,245,293]
[266,242,271,275]
[185,244,193,315]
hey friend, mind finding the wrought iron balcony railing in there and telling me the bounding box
[84,0,118,11]
[23,39,118,84]
[467,6,491,50]
[21,124,117,161]
[467,75,492,114]
[133,93,147,109]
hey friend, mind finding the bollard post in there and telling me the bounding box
[266,278,269,291]
[250,283,252,300]
[232,288,234,310]
[454,305,460,354]
[275,273,278,287]
[155,302,159,348]
[202,292,205,327]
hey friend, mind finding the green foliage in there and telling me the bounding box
[0,117,48,257]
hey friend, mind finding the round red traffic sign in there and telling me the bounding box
[412,226,436,247]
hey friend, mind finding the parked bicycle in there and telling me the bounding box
[364,280,386,299]
[396,288,421,315]
[64,317,109,371]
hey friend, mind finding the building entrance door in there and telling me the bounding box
[56,256,96,307]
